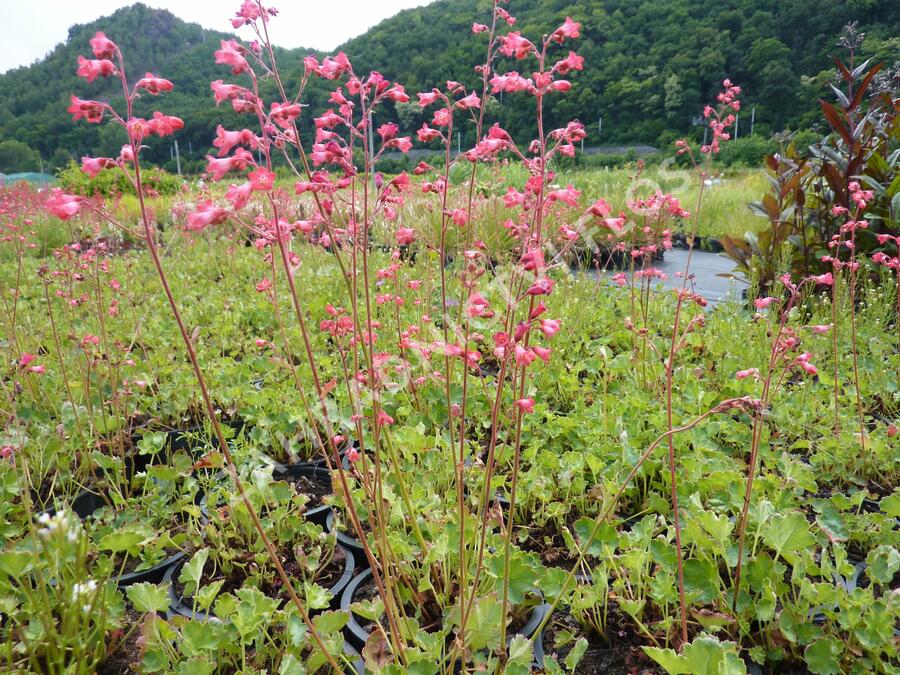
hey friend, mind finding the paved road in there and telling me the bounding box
[587,248,747,307]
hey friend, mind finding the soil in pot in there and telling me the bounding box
[541,605,666,674]
[167,544,354,620]
[97,606,144,675]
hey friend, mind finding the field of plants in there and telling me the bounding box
[1,2,898,674]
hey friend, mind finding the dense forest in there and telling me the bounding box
[0,0,897,173]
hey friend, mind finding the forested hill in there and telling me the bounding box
[1,0,897,172]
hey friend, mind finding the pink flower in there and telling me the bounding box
[215,39,249,75]
[186,202,229,231]
[210,80,251,106]
[490,71,534,94]
[532,346,551,363]
[19,353,36,368]
[798,360,818,375]
[417,91,439,107]
[554,51,585,75]
[376,411,395,426]
[500,32,535,60]
[270,101,302,128]
[456,92,481,110]
[385,137,413,153]
[256,278,273,293]
[611,272,627,287]
[46,189,83,220]
[396,227,416,245]
[225,182,253,210]
[588,199,612,217]
[539,319,561,337]
[30,365,46,375]
[552,17,581,42]
[255,339,270,348]
[515,398,535,414]
[67,96,106,123]
[346,446,361,463]
[81,156,116,177]
[135,73,173,95]
[451,209,469,227]
[472,22,489,33]
[809,324,832,334]
[526,277,555,296]
[148,112,183,137]
[76,55,116,83]
[810,272,834,286]
[89,31,117,59]
[205,148,254,181]
[214,126,258,157]
[248,168,275,191]
[754,296,778,309]
[735,368,760,380]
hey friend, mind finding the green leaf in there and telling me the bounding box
[804,637,842,674]
[683,558,720,604]
[866,545,899,585]
[100,525,153,554]
[645,635,747,675]
[564,636,589,671]
[763,512,815,557]
[179,548,209,597]
[312,609,349,635]
[879,492,900,518]
[507,634,532,666]
[465,593,503,651]
[181,620,222,653]
[815,504,848,543]
[0,550,32,578]
[126,582,170,614]
[573,517,616,556]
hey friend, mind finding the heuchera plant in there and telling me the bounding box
[48,0,892,671]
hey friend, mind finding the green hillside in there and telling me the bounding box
[0,0,897,171]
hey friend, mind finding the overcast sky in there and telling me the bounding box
[0,0,436,73]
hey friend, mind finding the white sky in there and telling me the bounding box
[0,0,436,73]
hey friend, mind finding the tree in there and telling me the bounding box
[50,148,73,173]
[0,140,41,173]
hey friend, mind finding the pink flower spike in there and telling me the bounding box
[515,398,536,414]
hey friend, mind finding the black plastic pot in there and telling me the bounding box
[38,487,106,521]
[163,544,356,622]
[200,464,334,526]
[325,509,365,557]
[272,464,334,526]
[112,550,186,588]
[340,567,551,661]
